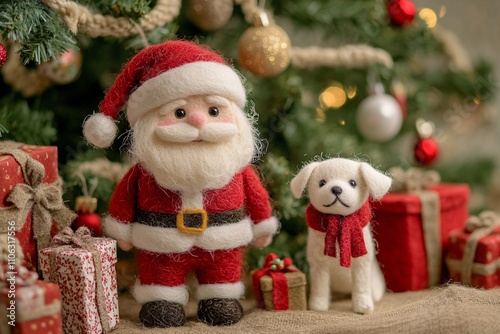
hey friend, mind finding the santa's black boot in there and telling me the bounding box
[139,300,186,328]
[197,298,243,326]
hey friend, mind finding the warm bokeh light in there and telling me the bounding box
[316,107,326,122]
[346,85,357,99]
[319,83,347,109]
[439,5,446,18]
[419,8,437,28]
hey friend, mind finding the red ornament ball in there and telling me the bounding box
[388,0,416,26]
[0,43,7,68]
[414,137,439,166]
[72,213,103,237]
[71,196,102,236]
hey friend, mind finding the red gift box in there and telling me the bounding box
[38,228,119,334]
[0,265,62,334]
[0,144,65,270]
[446,212,500,289]
[371,183,470,292]
[252,253,307,311]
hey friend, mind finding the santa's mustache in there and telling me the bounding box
[154,122,238,143]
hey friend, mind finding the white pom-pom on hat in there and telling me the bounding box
[83,113,118,148]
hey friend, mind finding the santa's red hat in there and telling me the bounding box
[83,40,246,148]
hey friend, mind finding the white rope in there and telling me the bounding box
[291,45,393,69]
[41,0,181,37]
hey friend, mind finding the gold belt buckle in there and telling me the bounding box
[176,209,208,235]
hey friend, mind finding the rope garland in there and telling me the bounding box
[291,45,393,69]
[41,0,181,37]
[1,43,52,97]
[235,0,394,69]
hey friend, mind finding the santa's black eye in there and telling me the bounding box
[208,107,219,117]
[349,180,357,188]
[175,109,186,119]
[319,180,327,188]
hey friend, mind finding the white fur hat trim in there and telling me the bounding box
[126,61,246,126]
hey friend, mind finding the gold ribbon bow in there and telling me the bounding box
[461,211,500,286]
[389,167,442,287]
[0,148,77,250]
[48,227,111,333]
[390,167,441,193]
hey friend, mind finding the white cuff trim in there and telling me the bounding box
[196,282,245,301]
[103,216,132,242]
[253,216,280,239]
[132,282,189,305]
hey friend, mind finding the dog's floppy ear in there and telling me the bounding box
[290,162,320,198]
[359,162,392,200]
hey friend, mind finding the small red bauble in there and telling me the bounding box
[73,213,103,237]
[71,196,103,237]
[0,42,7,67]
[414,137,439,166]
[388,0,416,26]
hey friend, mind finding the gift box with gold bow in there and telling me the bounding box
[0,143,76,271]
[252,253,307,311]
[38,227,119,334]
[371,168,470,292]
[446,211,500,289]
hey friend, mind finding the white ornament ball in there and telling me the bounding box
[356,94,403,142]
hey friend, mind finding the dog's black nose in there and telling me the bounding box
[331,186,343,195]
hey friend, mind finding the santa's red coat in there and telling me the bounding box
[104,164,278,254]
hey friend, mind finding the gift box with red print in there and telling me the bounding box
[446,211,500,289]
[0,143,76,270]
[371,168,470,292]
[252,253,307,311]
[0,265,63,334]
[38,227,119,334]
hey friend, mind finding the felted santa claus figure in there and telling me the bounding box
[82,41,279,327]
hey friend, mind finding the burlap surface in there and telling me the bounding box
[115,284,500,333]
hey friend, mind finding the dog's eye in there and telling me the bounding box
[349,180,357,188]
[319,180,327,188]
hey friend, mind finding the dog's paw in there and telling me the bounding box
[352,295,374,315]
[309,297,330,312]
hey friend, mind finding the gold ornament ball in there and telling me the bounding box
[238,25,291,77]
[39,48,82,85]
[187,0,233,31]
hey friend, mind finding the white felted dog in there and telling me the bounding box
[291,158,391,314]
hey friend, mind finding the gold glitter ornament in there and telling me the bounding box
[187,0,233,31]
[237,12,291,77]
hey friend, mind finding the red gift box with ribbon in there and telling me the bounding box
[371,168,470,292]
[0,143,76,270]
[252,253,307,311]
[38,227,119,334]
[446,211,500,289]
[0,264,63,334]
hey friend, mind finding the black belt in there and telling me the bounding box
[136,207,247,235]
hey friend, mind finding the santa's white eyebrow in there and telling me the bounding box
[159,99,187,114]
[205,95,230,107]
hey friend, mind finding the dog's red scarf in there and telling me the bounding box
[306,201,371,268]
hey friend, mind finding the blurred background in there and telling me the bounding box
[0,0,498,270]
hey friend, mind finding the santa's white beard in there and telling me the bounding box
[131,108,257,192]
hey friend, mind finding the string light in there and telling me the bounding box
[419,8,437,28]
[319,82,347,109]
[439,6,446,18]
